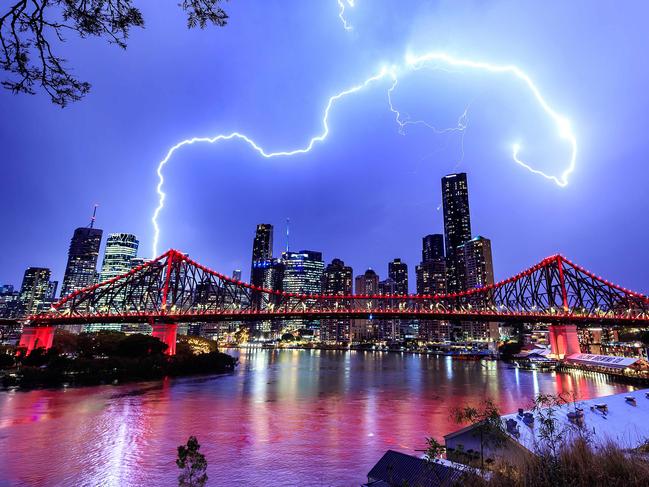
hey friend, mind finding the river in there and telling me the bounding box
[0,349,635,486]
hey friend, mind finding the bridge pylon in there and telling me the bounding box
[548,323,581,359]
[150,321,178,356]
[18,325,55,355]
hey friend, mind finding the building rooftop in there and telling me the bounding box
[364,450,467,487]
[499,388,649,452]
[565,353,640,369]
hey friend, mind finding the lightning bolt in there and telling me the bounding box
[406,52,577,188]
[152,53,577,257]
[337,0,355,31]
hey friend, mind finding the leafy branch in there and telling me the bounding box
[0,0,229,106]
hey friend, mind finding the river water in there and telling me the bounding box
[0,349,635,486]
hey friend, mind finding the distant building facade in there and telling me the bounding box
[462,236,494,289]
[100,233,139,282]
[61,226,103,299]
[281,250,324,336]
[388,258,408,295]
[416,234,449,342]
[442,173,472,294]
[19,267,56,315]
[0,285,21,318]
[249,224,274,335]
[353,269,380,341]
[322,258,353,343]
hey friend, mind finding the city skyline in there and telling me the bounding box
[2,2,649,296]
[2,172,491,302]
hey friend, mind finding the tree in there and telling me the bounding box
[451,399,506,470]
[1,0,229,106]
[115,333,167,357]
[176,435,208,487]
[0,349,15,368]
[498,340,522,360]
[52,329,78,354]
[425,436,446,462]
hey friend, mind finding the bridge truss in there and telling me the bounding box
[28,249,649,327]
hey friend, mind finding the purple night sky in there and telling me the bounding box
[1,1,648,294]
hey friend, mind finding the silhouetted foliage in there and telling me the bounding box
[115,333,168,356]
[0,350,15,368]
[51,329,78,354]
[176,436,208,487]
[2,331,236,389]
[0,0,229,106]
[451,399,506,470]
[498,340,522,360]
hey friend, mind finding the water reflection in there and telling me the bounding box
[0,350,635,486]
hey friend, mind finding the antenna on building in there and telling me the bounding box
[286,218,290,252]
[89,204,99,228]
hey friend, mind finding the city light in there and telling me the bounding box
[152,52,577,256]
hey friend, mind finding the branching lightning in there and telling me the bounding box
[337,0,355,31]
[406,51,577,189]
[151,51,577,257]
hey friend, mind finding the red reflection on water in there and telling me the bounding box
[0,351,634,486]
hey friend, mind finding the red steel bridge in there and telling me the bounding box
[19,249,649,357]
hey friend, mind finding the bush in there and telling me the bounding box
[461,438,649,486]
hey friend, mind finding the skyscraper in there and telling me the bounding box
[422,234,444,262]
[250,224,273,309]
[61,226,103,298]
[322,258,353,343]
[353,269,380,342]
[282,250,324,295]
[462,236,494,289]
[87,233,140,333]
[100,233,139,282]
[19,267,54,315]
[323,258,353,295]
[441,173,472,293]
[387,259,408,341]
[418,235,450,343]
[354,269,379,294]
[416,234,447,296]
[388,258,408,295]
[251,224,273,266]
[282,250,324,336]
[0,285,21,319]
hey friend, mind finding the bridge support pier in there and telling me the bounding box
[18,326,55,355]
[151,323,177,356]
[548,324,581,359]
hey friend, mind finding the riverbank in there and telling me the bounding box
[0,331,238,390]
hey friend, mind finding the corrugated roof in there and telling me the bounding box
[365,450,466,486]
[565,353,638,369]
[500,388,649,452]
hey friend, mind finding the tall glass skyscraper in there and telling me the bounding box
[462,236,494,289]
[61,226,103,298]
[250,224,273,310]
[416,234,449,342]
[322,258,353,343]
[251,224,273,266]
[19,267,55,315]
[281,250,324,295]
[388,258,408,295]
[441,173,472,293]
[282,250,324,335]
[422,234,445,262]
[353,269,380,342]
[100,233,139,282]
